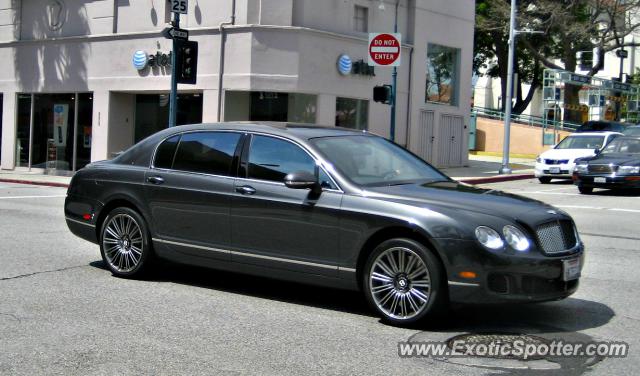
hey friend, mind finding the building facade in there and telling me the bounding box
[0,0,475,174]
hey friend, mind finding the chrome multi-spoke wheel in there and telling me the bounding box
[100,208,152,277]
[364,238,444,324]
[369,247,431,320]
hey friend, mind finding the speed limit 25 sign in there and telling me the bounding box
[171,0,188,14]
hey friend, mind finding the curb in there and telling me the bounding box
[459,174,535,184]
[0,178,70,188]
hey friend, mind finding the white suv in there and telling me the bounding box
[535,131,622,183]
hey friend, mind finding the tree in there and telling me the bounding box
[474,0,640,121]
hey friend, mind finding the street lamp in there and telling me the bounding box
[499,0,543,174]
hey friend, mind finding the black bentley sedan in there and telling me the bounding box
[65,123,584,325]
[573,136,640,194]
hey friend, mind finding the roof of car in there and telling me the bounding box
[154,122,369,140]
[567,131,623,136]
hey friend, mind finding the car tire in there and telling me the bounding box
[538,177,552,184]
[578,186,593,194]
[99,207,154,278]
[363,238,446,326]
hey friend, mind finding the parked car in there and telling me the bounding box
[535,132,622,183]
[575,120,628,133]
[65,123,584,325]
[574,136,640,194]
[622,125,640,137]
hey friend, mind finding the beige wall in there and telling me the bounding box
[475,117,572,155]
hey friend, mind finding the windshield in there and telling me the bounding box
[555,135,605,150]
[601,138,640,155]
[623,127,640,136]
[310,135,449,186]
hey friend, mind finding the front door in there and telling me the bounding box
[230,134,342,276]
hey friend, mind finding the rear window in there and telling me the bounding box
[172,132,241,176]
[154,135,180,169]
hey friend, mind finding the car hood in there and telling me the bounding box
[539,148,595,161]
[363,180,563,224]
[584,153,640,166]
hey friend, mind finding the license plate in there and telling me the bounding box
[549,167,561,174]
[563,258,581,281]
[594,177,606,183]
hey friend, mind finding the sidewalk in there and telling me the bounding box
[1,154,536,188]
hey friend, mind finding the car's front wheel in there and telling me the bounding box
[538,177,552,184]
[100,207,154,278]
[363,238,445,325]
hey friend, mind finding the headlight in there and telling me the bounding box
[475,226,504,250]
[503,225,530,252]
[618,166,640,175]
[575,164,588,173]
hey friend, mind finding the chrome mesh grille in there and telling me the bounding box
[588,164,616,173]
[535,220,577,254]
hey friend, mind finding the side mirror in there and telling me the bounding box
[594,148,600,154]
[284,171,320,193]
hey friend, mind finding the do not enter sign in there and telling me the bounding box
[368,33,401,67]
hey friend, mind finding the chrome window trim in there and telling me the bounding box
[152,237,354,271]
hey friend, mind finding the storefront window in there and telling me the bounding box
[426,44,460,106]
[16,95,31,167]
[335,97,368,130]
[224,91,317,124]
[134,93,203,143]
[14,93,93,173]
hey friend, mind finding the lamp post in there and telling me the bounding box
[499,0,517,174]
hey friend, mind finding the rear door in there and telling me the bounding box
[230,134,342,276]
[145,131,244,260]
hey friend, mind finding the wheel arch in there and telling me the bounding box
[355,226,448,291]
[95,196,148,241]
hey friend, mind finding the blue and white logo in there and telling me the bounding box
[132,50,148,71]
[337,54,352,76]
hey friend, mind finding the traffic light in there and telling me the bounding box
[175,40,198,84]
[373,85,392,104]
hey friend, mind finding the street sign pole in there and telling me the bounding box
[390,0,399,142]
[169,13,180,128]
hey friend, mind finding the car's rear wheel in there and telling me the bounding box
[100,207,153,278]
[363,238,445,325]
[538,177,552,184]
[578,186,593,194]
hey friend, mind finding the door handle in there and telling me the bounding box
[147,176,165,185]
[235,185,256,195]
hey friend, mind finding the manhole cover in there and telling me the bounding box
[447,333,550,361]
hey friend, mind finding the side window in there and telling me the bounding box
[248,136,316,182]
[154,135,180,169]
[172,132,241,176]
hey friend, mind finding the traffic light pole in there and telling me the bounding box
[169,13,180,128]
[499,0,517,175]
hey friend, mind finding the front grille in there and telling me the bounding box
[588,164,617,173]
[535,220,577,255]
[544,159,569,165]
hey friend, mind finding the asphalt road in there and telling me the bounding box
[0,180,638,375]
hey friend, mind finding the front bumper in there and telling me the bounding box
[534,162,575,178]
[435,238,584,304]
[573,173,640,189]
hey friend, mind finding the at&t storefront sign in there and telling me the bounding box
[132,50,172,71]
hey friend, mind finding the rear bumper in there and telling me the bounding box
[64,195,102,244]
[435,239,584,304]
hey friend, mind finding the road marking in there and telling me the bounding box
[516,191,584,196]
[556,205,640,214]
[0,195,66,200]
